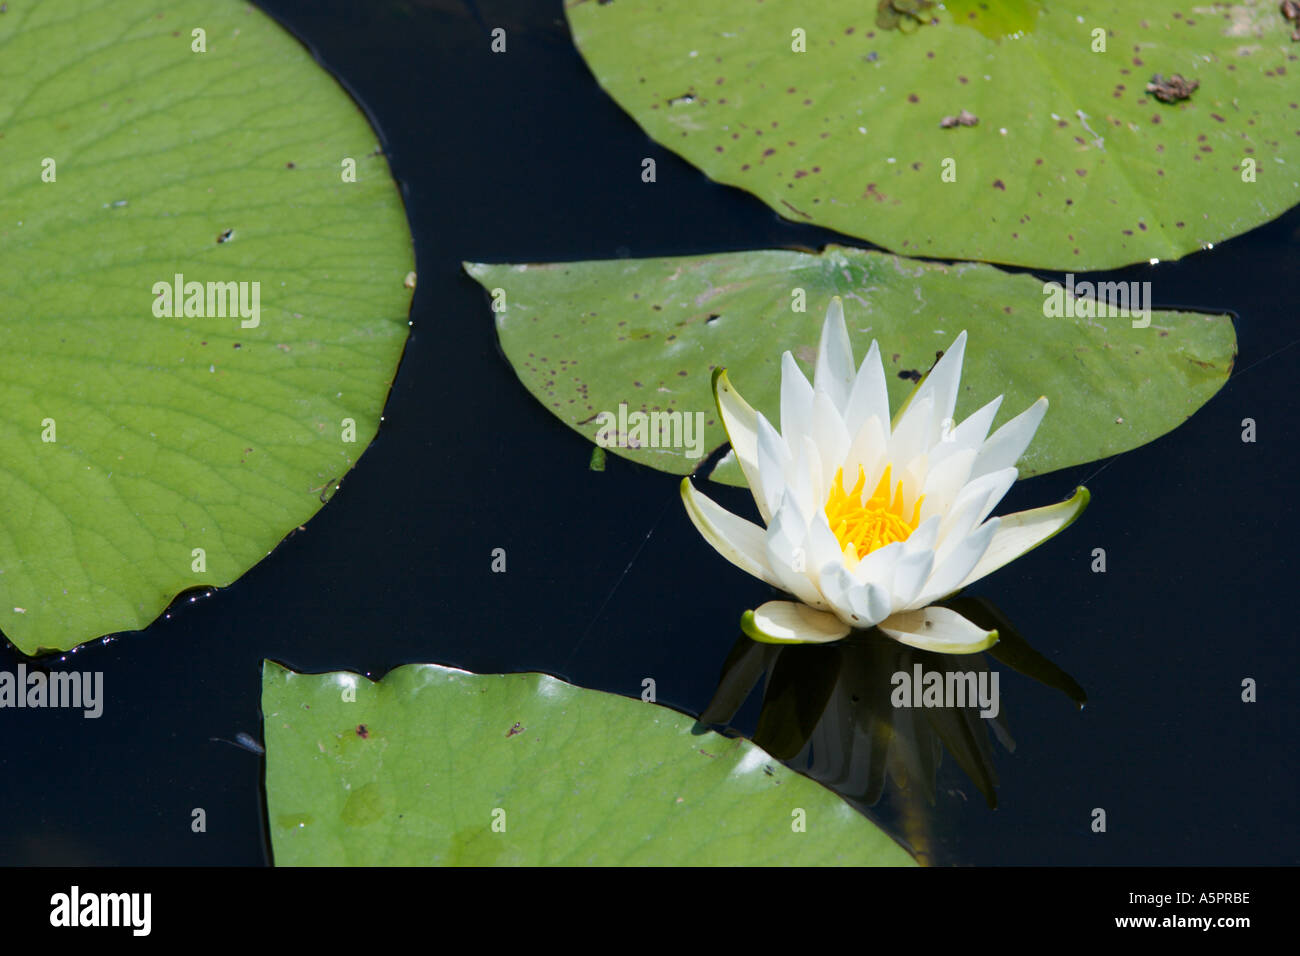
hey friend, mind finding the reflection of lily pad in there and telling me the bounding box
[262,661,916,865]
[568,0,1300,268]
[465,246,1234,486]
[0,1,413,654]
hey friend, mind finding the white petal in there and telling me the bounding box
[811,389,851,484]
[878,605,998,654]
[813,297,856,412]
[806,510,847,578]
[903,331,967,443]
[797,434,826,516]
[891,515,940,606]
[843,413,888,492]
[899,452,929,510]
[888,394,934,471]
[909,517,1000,608]
[815,559,855,621]
[936,466,1018,548]
[850,580,894,626]
[971,396,1047,480]
[904,513,941,554]
[959,486,1091,589]
[844,340,891,439]
[892,548,935,607]
[780,351,814,441]
[765,493,830,610]
[820,563,892,628]
[755,412,791,523]
[970,466,1019,525]
[929,394,1002,469]
[918,447,977,523]
[712,368,772,523]
[852,539,902,590]
[784,434,816,521]
[680,478,777,586]
[743,601,851,645]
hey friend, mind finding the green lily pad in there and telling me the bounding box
[0,0,413,654]
[262,660,916,865]
[466,246,1234,486]
[567,0,1300,269]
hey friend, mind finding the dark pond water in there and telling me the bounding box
[1,0,1297,865]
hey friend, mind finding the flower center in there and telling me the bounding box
[824,464,923,568]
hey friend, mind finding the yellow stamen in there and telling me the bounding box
[824,465,923,561]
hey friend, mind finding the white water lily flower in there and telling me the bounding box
[681,297,1089,653]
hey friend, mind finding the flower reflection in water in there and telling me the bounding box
[698,597,1084,864]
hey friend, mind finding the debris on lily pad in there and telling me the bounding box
[1146,73,1199,104]
[940,110,979,128]
[1284,1,1300,42]
[876,0,936,32]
